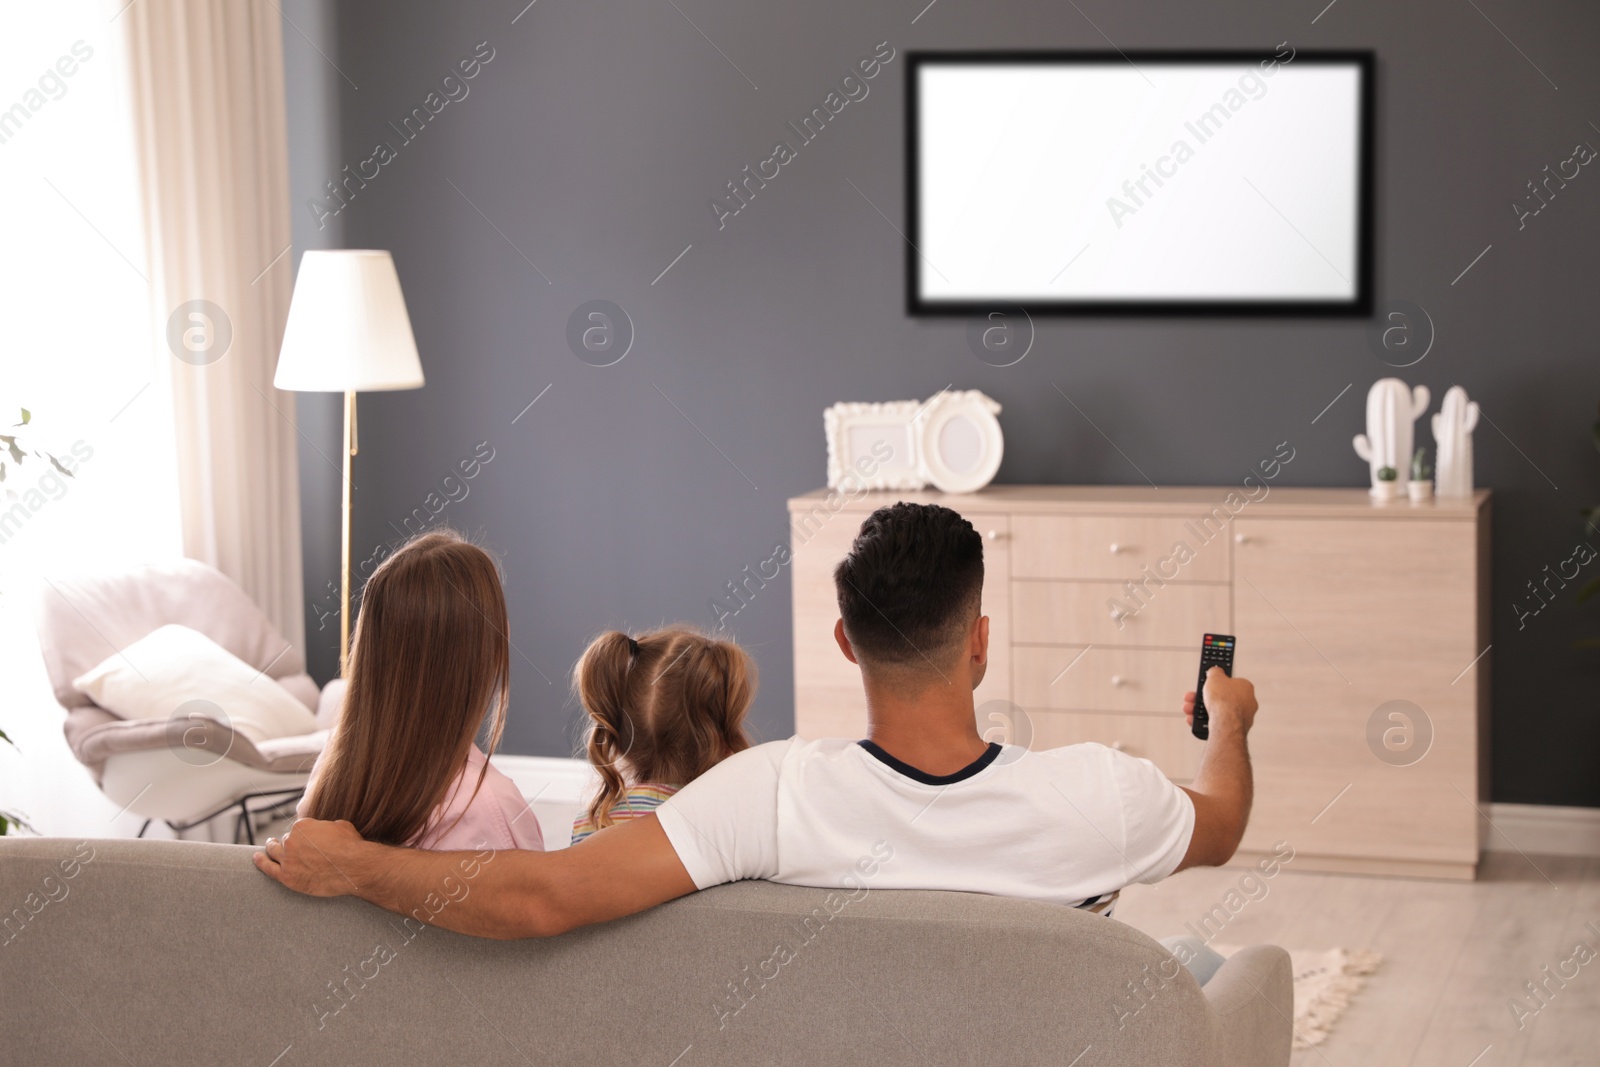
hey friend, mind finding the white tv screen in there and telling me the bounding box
[908,52,1372,314]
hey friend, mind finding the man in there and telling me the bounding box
[257,503,1258,942]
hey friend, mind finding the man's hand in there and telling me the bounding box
[1177,667,1258,871]
[254,819,372,897]
[1182,667,1259,736]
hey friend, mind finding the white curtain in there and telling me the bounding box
[123,0,305,652]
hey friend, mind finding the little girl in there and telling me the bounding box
[299,530,543,852]
[570,627,754,844]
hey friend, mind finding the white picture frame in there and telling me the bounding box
[824,390,1005,494]
[824,400,926,490]
[917,390,1004,494]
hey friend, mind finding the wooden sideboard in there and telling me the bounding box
[787,486,1492,879]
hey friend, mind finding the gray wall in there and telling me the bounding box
[283,0,1600,807]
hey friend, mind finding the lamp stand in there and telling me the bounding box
[340,389,358,675]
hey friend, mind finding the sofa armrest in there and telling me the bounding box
[1203,944,1293,1067]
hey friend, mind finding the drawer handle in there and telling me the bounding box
[1110,675,1125,687]
[986,529,1009,542]
[1109,542,1124,554]
[1110,740,1124,751]
[1108,604,1128,621]
[1235,533,1249,544]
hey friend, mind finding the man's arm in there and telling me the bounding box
[253,813,697,939]
[1175,666,1258,872]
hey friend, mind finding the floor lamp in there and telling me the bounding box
[274,250,424,675]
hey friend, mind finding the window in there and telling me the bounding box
[0,1,181,834]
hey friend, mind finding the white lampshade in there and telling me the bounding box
[274,250,424,392]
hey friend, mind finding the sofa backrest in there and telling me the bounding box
[1,838,1239,1066]
[33,559,306,709]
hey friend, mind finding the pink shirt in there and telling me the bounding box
[299,744,544,852]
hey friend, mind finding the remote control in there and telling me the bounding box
[1190,633,1235,741]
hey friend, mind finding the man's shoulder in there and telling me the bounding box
[1021,741,1187,812]
[663,737,797,799]
[784,735,861,757]
[1019,740,1125,770]
[1010,741,1171,791]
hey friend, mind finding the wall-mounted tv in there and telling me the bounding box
[907,50,1373,316]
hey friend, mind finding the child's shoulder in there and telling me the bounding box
[570,782,681,844]
[619,782,680,805]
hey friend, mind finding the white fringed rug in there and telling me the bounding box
[1218,945,1381,1049]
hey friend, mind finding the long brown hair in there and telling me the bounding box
[304,530,511,846]
[576,626,755,831]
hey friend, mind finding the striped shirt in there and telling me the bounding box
[570,783,680,844]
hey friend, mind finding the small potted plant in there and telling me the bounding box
[1375,466,1400,502]
[1409,447,1434,503]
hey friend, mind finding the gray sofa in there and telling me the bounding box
[0,838,1292,1066]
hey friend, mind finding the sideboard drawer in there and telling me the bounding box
[1028,710,1202,782]
[1011,514,1230,583]
[1013,646,1196,713]
[1013,580,1231,647]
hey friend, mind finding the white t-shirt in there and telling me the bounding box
[655,736,1195,915]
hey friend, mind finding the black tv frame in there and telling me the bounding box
[905,50,1376,317]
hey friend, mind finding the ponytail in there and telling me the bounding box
[576,631,638,831]
[681,639,754,769]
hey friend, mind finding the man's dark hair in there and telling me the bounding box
[833,503,984,671]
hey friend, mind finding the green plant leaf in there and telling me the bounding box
[17,408,29,426]
[3,439,21,466]
[46,453,72,478]
[1578,576,1600,604]
[0,727,14,748]
[0,808,36,836]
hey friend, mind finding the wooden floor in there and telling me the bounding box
[1115,852,1600,1067]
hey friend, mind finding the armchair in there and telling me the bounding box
[33,559,339,842]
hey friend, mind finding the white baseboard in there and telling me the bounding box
[492,756,1600,859]
[1486,803,1600,858]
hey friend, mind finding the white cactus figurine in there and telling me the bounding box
[1352,378,1431,496]
[1432,385,1479,498]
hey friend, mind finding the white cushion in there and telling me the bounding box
[72,624,319,743]
[36,558,307,709]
